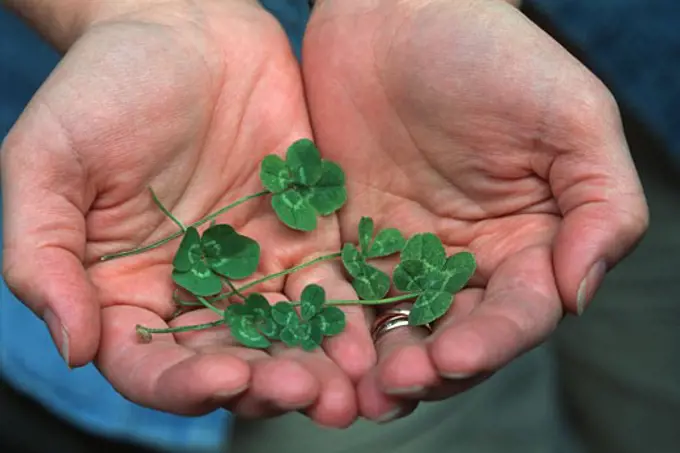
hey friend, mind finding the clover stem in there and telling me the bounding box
[196,296,224,316]
[136,320,226,339]
[224,278,246,300]
[208,252,343,302]
[174,300,204,307]
[99,189,270,261]
[324,293,420,306]
[149,186,186,232]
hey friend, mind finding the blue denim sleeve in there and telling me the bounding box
[529,0,680,168]
[0,2,310,452]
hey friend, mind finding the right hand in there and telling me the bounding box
[1,0,370,426]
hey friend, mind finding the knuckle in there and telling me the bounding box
[577,81,619,124]
[621,199,650,243]
[555,73,623,142]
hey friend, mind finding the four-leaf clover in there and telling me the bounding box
[224,293,279,348]
[272,284,346,351]
[342,217,405,300]
[393,233,476,325]
[260,138,347,231]
[172,224,260,296]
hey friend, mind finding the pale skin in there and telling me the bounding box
[1,0,647,427]
[303,0,648,420]
[1,0,373,426]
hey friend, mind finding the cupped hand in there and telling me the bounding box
[302,0,648,421]
[1,0,373,426]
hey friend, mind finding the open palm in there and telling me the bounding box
[303,0,648,419]
[2,0,369,426]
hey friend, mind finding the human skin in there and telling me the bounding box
[303,0,648,421]
[1,0,373,427]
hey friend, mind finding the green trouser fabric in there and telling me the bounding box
[229,120,680,453]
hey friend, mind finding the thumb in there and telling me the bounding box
[550,100,649,316]
[1,111,99,368]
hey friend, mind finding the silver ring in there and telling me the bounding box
[370,307,431,342]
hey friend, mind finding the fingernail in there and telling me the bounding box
[385,385,425,396]
[214,385,248,400]
[43,309,70,368]
[577,260,607,315]
[442,371,476,380]
[375,407,406,424]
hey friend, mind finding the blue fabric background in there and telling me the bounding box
[531,0,680,164]
[0,2,310,452]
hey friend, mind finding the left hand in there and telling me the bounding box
[302,0,648,421]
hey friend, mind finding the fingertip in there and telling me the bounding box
[554,196,647,314]
[251,358,320,410]
[3,249,101,368]
[357,371,416,423]
[305,375,357,428]
[429,324,487,379]
[378,343,437,395]
[156,353,252,414]
[324,321,376,382]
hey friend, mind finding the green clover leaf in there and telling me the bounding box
[311,306,345,336]
[260,139,347,232]
[409,290,455,328]
[307,161,347,216]
[272,301,299,327]
[271,190,318,232]
[341,218,405,300]
[393,233,476,326]
[202,224,260,279]
[270,289,345,351]
[367,227,406,258]
[171,225,260,297]
[341,243,390,300]
[287,138,324,186]
[399,232,446,272]
[300,284,325,321]
[358,216,374,253]
[171,227,222,296]
[224,294,278,348]
[273,302,322,351]
[260,155,292,193]
[355,216,405,258]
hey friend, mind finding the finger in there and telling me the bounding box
[374,286,485,398]
[356,370,418,423]
[284,254,376,382]
[429,246,562,378]
[271,287,358,428]
[169,306,321,419]
[1,118,99,368]
[357,290,484,418]
[372,305,437,397]
[269,343,357,428]
[547,95,648,315]
[96,305,250,415]
[355,305,435,422]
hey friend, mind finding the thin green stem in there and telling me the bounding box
[331,292,420,306]
[290,292,420,307]
[147,292,420,340]
[100,189,270,261]
[210,252,342,302]
[224,278,246,301]
[149,186,185,232]
[175,300,204,307]
[137,320,225,336]
[196,296,224,316]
